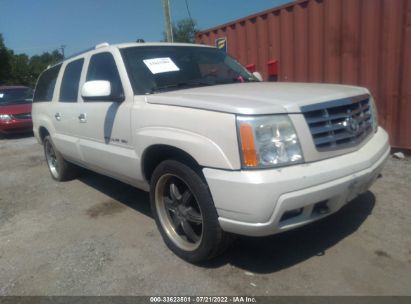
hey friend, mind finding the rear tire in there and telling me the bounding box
[44,135,78,181]
[150,160,232,263]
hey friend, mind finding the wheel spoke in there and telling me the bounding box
[171,214,182,229]
[156,173,204,250]
[48,145,54,157]
[185,207,202,224]
[164,197,177,213]
[169,183,182,201]
[46,145,51,158]
[181,190,192,206]
[181,220,200,243]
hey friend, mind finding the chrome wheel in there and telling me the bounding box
[45,140,59,178]
[155,174,203,251]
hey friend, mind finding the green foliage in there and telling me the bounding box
[163,18,198,43]
[10,53,30,84]
[0,34,63,88]
[0,34,12,83]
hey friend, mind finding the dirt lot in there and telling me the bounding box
[0,134,410,296]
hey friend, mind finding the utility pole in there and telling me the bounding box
[162,0,173,42]
[60,45,66,58]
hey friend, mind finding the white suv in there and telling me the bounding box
[32,42,390,263]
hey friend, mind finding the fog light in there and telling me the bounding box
[280,207,303,222]
[313,201,329,215]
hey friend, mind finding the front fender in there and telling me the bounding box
[136,127,239,170]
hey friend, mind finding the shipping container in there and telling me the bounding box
[196,0,411,149]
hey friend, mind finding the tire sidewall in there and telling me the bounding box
[43,135,79,182]
[150,160,221,263]
[44,136,61,181]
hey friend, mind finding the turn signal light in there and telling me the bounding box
[239,123,259,167]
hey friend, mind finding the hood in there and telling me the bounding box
[145,82,369,115]
[0,102,32,115]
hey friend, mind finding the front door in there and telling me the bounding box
[75,51,139,183]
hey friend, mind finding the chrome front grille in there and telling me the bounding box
[12,113,31,120]
[301,94,373,151]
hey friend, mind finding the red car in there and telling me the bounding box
[0,86,33,135]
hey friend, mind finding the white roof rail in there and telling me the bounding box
[95,42,110,49]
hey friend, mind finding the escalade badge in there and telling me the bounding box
[343,114,360,134]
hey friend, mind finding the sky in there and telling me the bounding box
[0,0,291,57]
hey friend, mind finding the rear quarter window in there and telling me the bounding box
[33,64,62,102]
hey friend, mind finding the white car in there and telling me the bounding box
[32,42,390,263]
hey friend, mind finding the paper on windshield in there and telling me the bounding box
[143,57,180,74]
[0,94,4,98]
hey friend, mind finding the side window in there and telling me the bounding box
[33,64,62,102]
[86,52,124,100]
[59,59,84,102]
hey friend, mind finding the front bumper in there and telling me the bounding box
[203,127,390,236]
[0,119,33,134]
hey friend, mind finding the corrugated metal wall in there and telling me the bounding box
[196,0,411,149]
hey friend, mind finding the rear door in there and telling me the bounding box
[52,58,85,160]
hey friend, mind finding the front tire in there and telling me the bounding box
[150,160,232,263]
[44,135,78,181]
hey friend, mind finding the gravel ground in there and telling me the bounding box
[0,134,410,296]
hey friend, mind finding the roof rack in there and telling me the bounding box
[95,42,110,49]
[43,42,112,71]
[58,42,110,63]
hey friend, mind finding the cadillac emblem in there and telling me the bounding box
[344,115,360,134]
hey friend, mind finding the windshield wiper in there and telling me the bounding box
[148,80,215,94]
[232,75,260,83]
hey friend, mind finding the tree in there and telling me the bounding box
[0,34,12,85]
[27,50,63,87]
[10,53,30,85]
[0,33,64,87]
[163,18,198,43]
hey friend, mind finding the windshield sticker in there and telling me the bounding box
[0,93,4,98]
[143,57,180,74]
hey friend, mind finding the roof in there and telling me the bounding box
[69,41,213,60]
[46,41,215,70]
[115,42,214,49]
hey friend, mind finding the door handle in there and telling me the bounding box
[54,113,61,121]
[78,113,87,123]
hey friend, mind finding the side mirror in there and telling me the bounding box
[253,72,263,82]
[81,80,112,100]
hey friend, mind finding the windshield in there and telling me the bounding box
[0,88,33,105]
[121,46,258,94]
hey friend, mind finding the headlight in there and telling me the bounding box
[0,114,12,122]
[237,115,303,169]
[369,97,378,132]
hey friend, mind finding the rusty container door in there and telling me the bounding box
[196,0,411,149]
